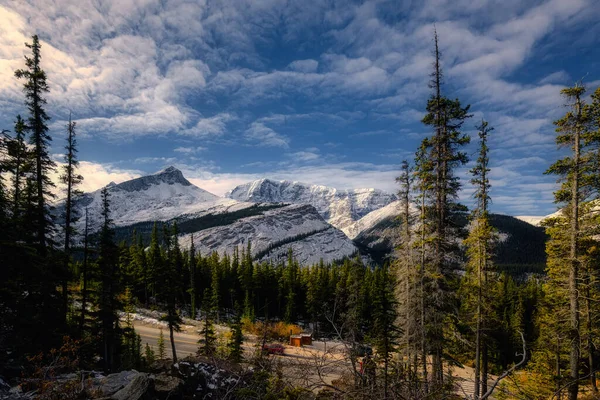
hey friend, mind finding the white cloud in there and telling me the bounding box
[174,146,207,154]
[288,59,319,73]
[51,161,141,196]
[181,113,236,138]
[245,122,289,148]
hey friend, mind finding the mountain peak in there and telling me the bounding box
[112,166,191,192]
[155,165,180,175]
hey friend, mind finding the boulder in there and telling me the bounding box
[153,373,183,400]
[111,373,153,400]
[97,370,141,397]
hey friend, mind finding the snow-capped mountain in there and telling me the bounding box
[226,178,397,233]
[70,166,241,231]
[515,209,563,227]
[64,167,359,265]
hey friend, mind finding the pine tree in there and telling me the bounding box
[79,207,90,338]
[161,223,183,362]
[5,115,31,237]
[198,291,216,356]
[97,187,121,372]
[60,113,83,321]
[148,222,162,304]
[189,234,197,319]
[413,140,434,391]
[228,304,244,362]
[543,84,592,400]
[420,29,471,388]
[462,120,495,399]
[14,35,56,254]
[144,343,156,365]
[157,328,166,360]
[395,159,419,374]
[372,264,400,399]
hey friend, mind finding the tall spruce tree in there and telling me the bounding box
[79,207,90,338]
[5,116,30,236]
[161,224,183,363]
[420,29,471,388]
[97,187,121,372]
[395,160,419,374]
[372,264,400,399]
[60,114,83,320]
[14,35,56,254]
[543,84,593,400]
[463,120,495,399]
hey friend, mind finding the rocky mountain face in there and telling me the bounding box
[179,204,357,266]
[64,167,358,265]
[226,178,397,233]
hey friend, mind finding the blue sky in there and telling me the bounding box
[1,0,599,216]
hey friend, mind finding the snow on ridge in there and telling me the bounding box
[515,209,562,227]
[514,215,546,227]
[226,178,397,232]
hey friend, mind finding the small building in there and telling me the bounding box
[301,334,312,346]
[290,335,302,347]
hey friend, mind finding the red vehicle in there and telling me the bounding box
[262,343,285,355]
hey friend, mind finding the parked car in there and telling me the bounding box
[262,343,285,355]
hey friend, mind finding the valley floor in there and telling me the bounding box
[130,314,499,398]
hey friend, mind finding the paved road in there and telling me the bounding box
[133,321,200,359]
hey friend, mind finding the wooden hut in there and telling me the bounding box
[301,334,312,345]
[290,335,302,347]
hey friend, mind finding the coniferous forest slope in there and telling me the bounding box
[3,31,600,400]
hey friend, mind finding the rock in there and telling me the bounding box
[0,378,10,393]
[0,385,35,400]
[153,373,183,400]
[97,370,141,397]
[111,373,153,400]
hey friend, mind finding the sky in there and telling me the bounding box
[1,0,599,216]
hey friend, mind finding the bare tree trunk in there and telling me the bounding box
[557,340,562,400]
[169,323,177,363]
[586,272,597,392]
[420,192,428,394]
[567,94,582,400]
[475,242,482,399]
[482,342,488,394]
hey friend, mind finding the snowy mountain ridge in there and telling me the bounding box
[226,178,397,232]
[71,166,236,231]
[64,167,359,265]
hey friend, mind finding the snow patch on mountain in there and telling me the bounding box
[179,204,358,265]
[226,178,397,232]
[344,200,420,239]
[515,209,562,227]
[257,227,358,266]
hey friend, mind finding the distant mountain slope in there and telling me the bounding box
[63,167,359,265]
[226,178,397,232]
[352,207,547,273]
